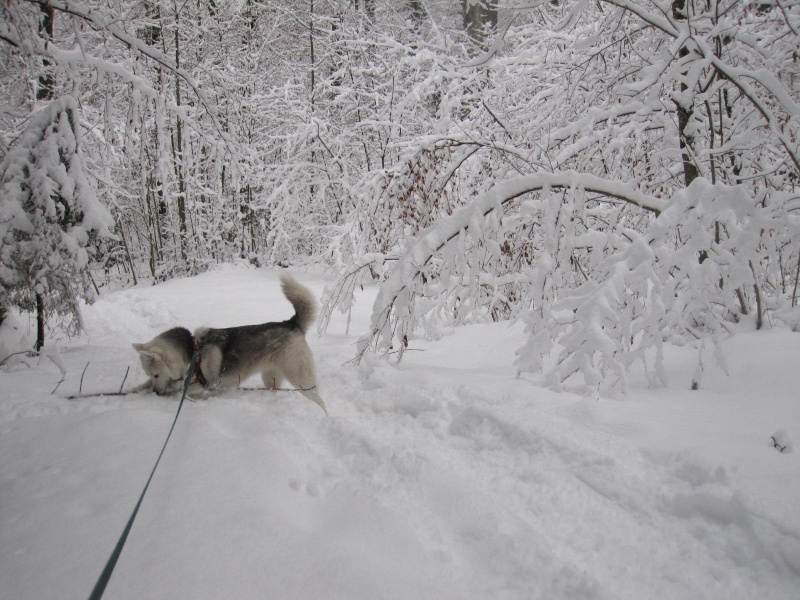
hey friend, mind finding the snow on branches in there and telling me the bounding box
[328,172,800,396]
[332,171,663,357]
[319,0,800,396]
[521,178,799,395]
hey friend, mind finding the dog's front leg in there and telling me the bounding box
[129,378,154,394]
[261,368,282,390]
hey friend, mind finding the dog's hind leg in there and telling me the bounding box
[279,362,327,416]
[300,386,327,416]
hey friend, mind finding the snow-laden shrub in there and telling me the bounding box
[0,311,31,369]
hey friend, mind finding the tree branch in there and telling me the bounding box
[23,0,235,156]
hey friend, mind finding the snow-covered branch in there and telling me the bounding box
[350,171,665,361]
[24,0,235,154]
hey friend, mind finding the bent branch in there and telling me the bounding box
[356,172,665,361]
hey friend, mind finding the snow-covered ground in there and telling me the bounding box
[1,264,799,600]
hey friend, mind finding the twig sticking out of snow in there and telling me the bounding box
[51,375,66,395]
[771,430,793,453]
[64,366,133,400]
[0,347,68,393]
[0,350,35,368]
[79,362,91,395]
[118,367,130,394]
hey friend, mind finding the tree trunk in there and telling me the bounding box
[676,91,700,186]
[173,24,188,265]
[463,0,497,52]
[672,0,699,187]
[35,293,45,351]
[309,0,316,106]
[409,0,425,35]
[37,5,55,101]
[117,218,138,286]
[792,250,800,308]
[34,6,54,351]
[750,261,763,330]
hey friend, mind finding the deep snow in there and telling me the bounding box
[1,264,799,599]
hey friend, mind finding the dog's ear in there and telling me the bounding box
[133,343,160,361]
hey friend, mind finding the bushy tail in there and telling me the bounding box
[281,275,317,334]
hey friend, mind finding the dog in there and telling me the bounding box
[131,275,327,415]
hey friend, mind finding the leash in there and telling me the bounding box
[87,349,198,600]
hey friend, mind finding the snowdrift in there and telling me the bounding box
[1,265,798,599]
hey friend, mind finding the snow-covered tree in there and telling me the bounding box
[0,96,113,348]
[323,0,800,395]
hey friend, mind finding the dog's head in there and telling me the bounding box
[132,339,188,395]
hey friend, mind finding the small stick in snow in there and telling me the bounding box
[770,430,793,453]
[118,366,130,394]
[388,348,424,356]
[0,350,35,368]
[65,391,130,400]
[51,374,66,395]
[239,386,318,393]
[79,362,90,395]
[771,436,787,453]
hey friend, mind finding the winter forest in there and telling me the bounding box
[2,0,800,394]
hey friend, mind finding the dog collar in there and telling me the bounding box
[191,336,209,387]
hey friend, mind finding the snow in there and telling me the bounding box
[1,264,799,600]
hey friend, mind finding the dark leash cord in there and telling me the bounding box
[87,350,198,600]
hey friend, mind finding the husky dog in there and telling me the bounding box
[131,275,327,415]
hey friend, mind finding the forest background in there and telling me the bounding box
[2,0,800,395]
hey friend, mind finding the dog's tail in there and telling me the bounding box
[281,275,317,334]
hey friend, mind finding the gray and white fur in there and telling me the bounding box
[131,275,327,415]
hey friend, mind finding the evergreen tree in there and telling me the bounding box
[0,96,113,349]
